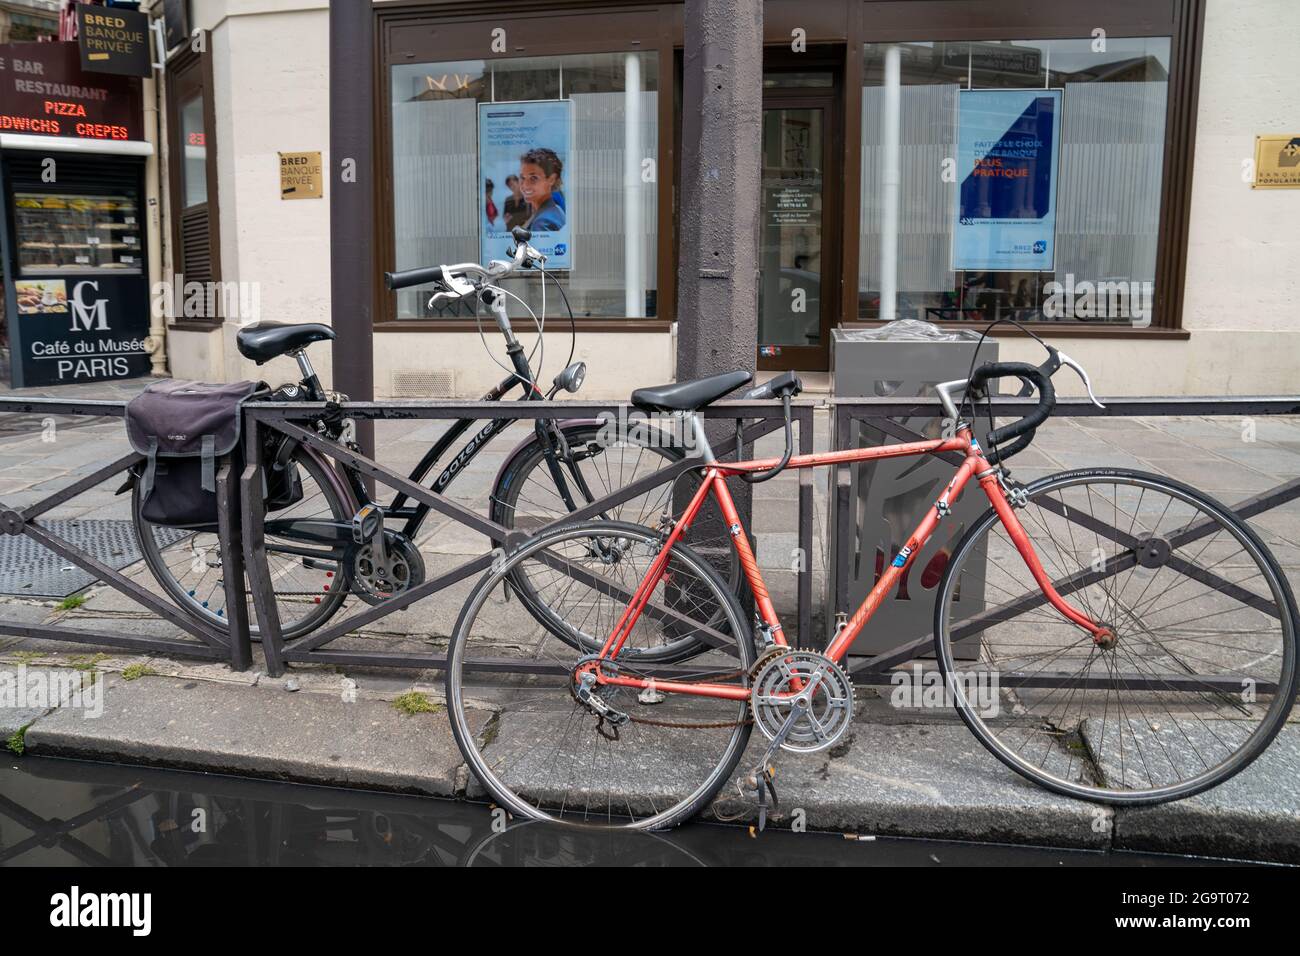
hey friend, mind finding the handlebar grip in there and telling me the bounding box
[384,266,445,291]
[967,361,1055,449]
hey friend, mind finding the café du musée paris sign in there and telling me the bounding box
[0,42,150,386]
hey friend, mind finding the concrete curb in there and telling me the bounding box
[7,662,1296,861]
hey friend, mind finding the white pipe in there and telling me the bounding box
[879,44,901,323]
[143,67,167,376]
[623,52,645,318]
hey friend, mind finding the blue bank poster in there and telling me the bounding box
[478,100,573,270]
[953,89,1062,272]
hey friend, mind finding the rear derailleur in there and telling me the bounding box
[570,655,629,739]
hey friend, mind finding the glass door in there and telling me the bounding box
[758,90,837,370]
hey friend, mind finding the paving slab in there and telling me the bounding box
[711,721,1111,848]
[0,664,100,739]
[24,672,486,796]
[1110,725,1300,864]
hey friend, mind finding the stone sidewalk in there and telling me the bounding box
[0,381,1298,861]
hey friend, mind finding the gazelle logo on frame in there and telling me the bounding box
[890,663,1000,717]
[49,886,151,936]
[0,665,103,718]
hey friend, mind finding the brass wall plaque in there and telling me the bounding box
[279,151,323,200]
[1253,135,1300,189]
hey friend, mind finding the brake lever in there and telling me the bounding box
[441,265,477,298]
[1056,351,1106,409]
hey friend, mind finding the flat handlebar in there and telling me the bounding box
[384,226,537,292]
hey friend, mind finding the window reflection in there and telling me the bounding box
[860,38,1170,326]
[180,92,208,209]
[390,52,659,321]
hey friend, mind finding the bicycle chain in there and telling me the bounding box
[623,666,752,730]
[573,644,802,732]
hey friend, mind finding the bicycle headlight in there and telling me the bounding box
[555,362,587,394]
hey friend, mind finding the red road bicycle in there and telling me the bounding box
[444,346,1300,830]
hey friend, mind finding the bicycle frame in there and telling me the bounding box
[274,370,598,550]
[588,423,1113,702]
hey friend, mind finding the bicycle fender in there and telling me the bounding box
[490,418,604,495]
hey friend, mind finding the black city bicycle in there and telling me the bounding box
[132,228,736,640]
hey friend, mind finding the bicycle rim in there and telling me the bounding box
[135,446,351,639]
[446,520,755,829]
[935,469,1298,804]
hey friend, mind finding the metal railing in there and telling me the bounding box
[241,398,816,676]
[1,391,1296,688]
[0,396,244,664]
[830,395,1300,685]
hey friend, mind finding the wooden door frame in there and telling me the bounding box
[759,55,844,372]
[164,34,221,330]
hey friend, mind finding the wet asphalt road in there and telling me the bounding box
[0,755,1256,867]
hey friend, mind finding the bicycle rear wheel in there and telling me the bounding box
[935,468,1298,804]
[490,422,743,663]
[134,444,352,640]
[445,520,755,829]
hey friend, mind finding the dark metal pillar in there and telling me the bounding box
[676,0,764,551]
[675,0,764,381]
[329,0,375,456]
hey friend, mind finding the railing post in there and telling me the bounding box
[240,412,287,677]
[217,455,253,671]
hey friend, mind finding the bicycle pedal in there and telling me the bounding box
[351,504,383,544]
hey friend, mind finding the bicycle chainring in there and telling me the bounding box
[348,531,425,606]
[750,650,853,753]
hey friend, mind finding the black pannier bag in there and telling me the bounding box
[126,379,304,528]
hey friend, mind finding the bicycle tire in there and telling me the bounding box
[934,467,1299,805]
[134,443,353,640]
[446,519,755,830]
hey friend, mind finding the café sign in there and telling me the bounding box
[0,41,142,143]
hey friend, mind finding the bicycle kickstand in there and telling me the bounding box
[742,698,808,836]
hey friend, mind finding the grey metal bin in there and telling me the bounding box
[829,323,997,658]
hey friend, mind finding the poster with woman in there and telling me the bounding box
[478,100,574,270]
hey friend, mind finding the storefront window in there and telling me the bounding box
[859,37,1170,327]
[389,51,658,321]
[179,92,208,209]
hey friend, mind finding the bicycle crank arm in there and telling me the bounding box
[741,698,807,834]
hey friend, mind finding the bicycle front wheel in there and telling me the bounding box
[935,468,1298,804]
[446,520,755,829]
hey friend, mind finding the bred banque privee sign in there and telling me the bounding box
[75,4,153,78]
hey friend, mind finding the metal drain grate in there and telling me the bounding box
[0,519,190,598]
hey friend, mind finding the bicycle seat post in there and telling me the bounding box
[688,412,715,463]
[289,347,325,400]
